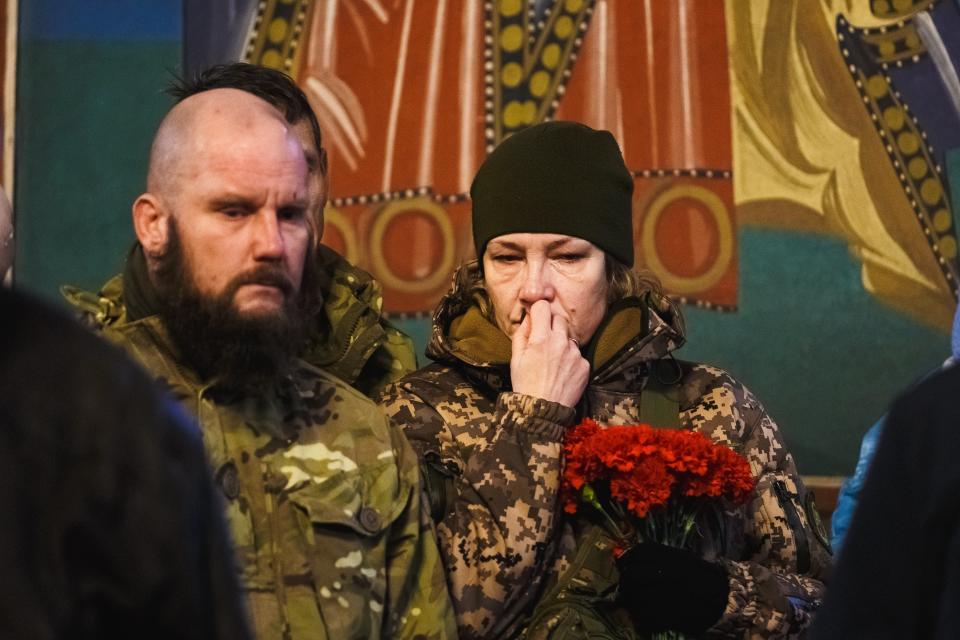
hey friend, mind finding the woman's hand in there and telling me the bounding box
[510,300,590,408]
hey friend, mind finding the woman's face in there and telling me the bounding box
[482,233,609,345]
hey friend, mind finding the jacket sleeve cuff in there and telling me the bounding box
[708,559,795,638]
[496,392,576,441]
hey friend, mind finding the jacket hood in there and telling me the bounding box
[302,244,416,390]
[425,265,686,384]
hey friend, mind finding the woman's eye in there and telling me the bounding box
[493,254,521,263]
[556,253,584,262]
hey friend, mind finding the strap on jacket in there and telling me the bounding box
[639,358,681,429]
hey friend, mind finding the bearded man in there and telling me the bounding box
[67,62,416,398]
[65,87,455,639]
[378,121,832,639]
[162,62,418,397]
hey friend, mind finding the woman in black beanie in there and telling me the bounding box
[378,121,830,639]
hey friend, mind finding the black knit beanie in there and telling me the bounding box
[471,121,634,266]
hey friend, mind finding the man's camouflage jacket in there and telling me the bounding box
[63,260,455,640]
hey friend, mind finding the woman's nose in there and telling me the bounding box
[518,263,555,304]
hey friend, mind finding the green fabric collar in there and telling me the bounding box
[444,298,649,372]
[122,243,162,322]
[583,298,648,372]
[447,305,513,366]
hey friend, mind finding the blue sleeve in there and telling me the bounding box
[830,417,884,553]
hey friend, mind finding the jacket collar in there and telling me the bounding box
[427,284,686,390]
[122,243,161,322]
[301,245,399,387]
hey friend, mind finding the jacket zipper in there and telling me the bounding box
[773,479,811,574]
[333,308,366,363]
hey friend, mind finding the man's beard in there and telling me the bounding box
[153,221,312,391]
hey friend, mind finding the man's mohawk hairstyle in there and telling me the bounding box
[166,62,323,166]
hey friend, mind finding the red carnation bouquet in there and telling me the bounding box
[561,418,756,637]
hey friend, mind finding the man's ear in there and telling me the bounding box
[132,193,169,257]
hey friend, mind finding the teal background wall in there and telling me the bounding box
[14,0,180,300]
[681,228,948,475]
[11,1,950,477]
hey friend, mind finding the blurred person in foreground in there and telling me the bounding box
[0,287,249,639]
[377,121,831,639]
[810,363,960,639]
[63,79,455,638]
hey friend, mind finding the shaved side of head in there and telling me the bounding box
[146,100,195,201]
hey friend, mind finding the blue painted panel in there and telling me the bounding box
[20,0,181,41]
[184,0,257,74]
[887,1,960,169]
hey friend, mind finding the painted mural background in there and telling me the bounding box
[12,0,958,477]
[14,0,180,304]
[730,0,960,333]
[222,0,958,475]
[241,0,737,315]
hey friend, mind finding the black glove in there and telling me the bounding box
[616,542,729,636]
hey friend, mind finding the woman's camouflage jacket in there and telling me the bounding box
[377,290,832,640]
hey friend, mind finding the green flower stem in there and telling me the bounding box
[678,501,699,549]
[650,631,686,640]
[639,499,703,549]
[581,484,629,541]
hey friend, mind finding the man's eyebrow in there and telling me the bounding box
[207,195,257,211]
[281,197,310,211]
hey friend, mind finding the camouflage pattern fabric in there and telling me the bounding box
[303,245,417,397]
[377,288,831,639]
[63,281,456,640]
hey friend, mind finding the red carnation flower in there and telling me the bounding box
[561,418,756,546]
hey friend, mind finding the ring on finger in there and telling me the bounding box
[569,337,580,348]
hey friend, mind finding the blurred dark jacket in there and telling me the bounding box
[830,300,960,553]
[0,288,250,639]
[810,364,960,639]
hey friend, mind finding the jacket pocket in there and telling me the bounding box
[282,465,413,637]
[585,388,643,425]
[282,457,409,537]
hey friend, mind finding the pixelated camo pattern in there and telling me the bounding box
[64,282,456,640]
[378,293,831,640]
